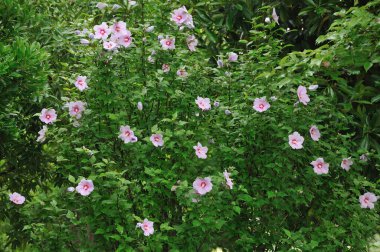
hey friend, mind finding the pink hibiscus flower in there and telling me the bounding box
[186,35,198,52]
[37,125,48,143]
[193,142,208,159]
[93,22,110,40]
[288,132,304,149]
[297,85,310,105]
[103,41,118,51]
[67,101,86,119]
[115,30,132,48]
[74,76,88,91]
[228,52,238,62]
[9,192,25,205]
[76,179,94,196]
[40,108,57,124]
[171,6,189,26]
[136,219,154,236]
[118,125,137,143]
[310,158,329,175]
[309,125,321,141]
[162,64,170,73]
[111,21,127,35]
[359,192,378,209]
[177,68,188,78]
[160,37,175,50]
[150,134,164,147]
[195,96,211,111]
[223,170,233,189]
[193,177,213,195]
[341,158,353,171]
[253,97,270,112]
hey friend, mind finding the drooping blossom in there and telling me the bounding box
[341,158,353,171]
[193,177,213,195]
[223,170,233,189]
[288,132,304,149]
[112,4,121,10]
[360,154,368,162]
[297,85,310,105]
[162,64,170,73]
[193,142,208,159]
[9,192,25,205]
[272,8,279,25]
[228,52,238,62]
[225,109,231,115]
[80,39,90,45]
[67,187,75,192]
[118,125,138,143]
[76,179,94,196]
[111,21,127,35]
[359,192,378,209]
[195,97,211,111]
[137,102,143,111]
[310,158,329,175]
[150,134,164,147]
[93,22,111,40]
[136,219,154,236]
[67,101,86,119]
[177,68,188,78]
[265,17,271,23]
[309,85,318,91]
[186,35,198,51]
[74,76,88,91]
[171,6,194,29]
[103,41,118,51]
[40,109,57,124]
[217,58,224,68]
[309,125,321,141]
[253,97,270,112]
[160,37,175,50]
[115,30,133,48]
[36,125,48,143]
[146,26,155,32]
[96,2,108,9]
[214,101,220,107]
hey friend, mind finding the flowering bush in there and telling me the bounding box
[1,0,379,251]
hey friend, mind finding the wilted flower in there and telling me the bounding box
[176,68,188,78]
[118,125,138,143]
[270,96,277,101]
[37,125,48,143]
[195,97,211,111]
[93,22,110,40]
[186,35,198,51]
[288,132,304,149]
[147,56,155,63]
[136,219,154,236]
[150,134,164,147]
[193,177,213,195]
[360,154,368,162]
[40,109,57,124]
[160,37,175,50]
[193,142,208,159]
[74,76,88,91]
[253,97,270,112]
[217,58,224,68]
[228,52,238,62]
[214,101,220,107]
[225,109,231,115]
[223,170,233,189]
[310,158,329,175]
[96,2,108,9]
[309,125,321,141]
[9,192,25,205]
[162,64,170,73]
[297,86,310,105]
[341,158,353,171]
[76,179,94,196]
[137,102,143,111]
[359,192,378,209]
[272,8,279,25]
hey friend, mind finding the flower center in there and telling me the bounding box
[165,41,171,46]
[176,15,182,21]
[46,115,51,119]
[74,107,79,113]
[292,139,297,145]
[100,29,105,35]
[143,224,149,230]
[83,185,89,190]
[200,182,207,188]
[259,104,264,109]
[154,137,160,142]
[125,131,130,136]
[317,163,322,169]
[116,26,120,32]
[124,37,130,42]
[364,197,369,203]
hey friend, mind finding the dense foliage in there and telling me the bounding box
[1,0,379,251]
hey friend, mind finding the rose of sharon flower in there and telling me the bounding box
[137,102,143,111]
[171,6,194,29]
[150,134,164,147]
[309,125,321,141]
[288,132,304,149]
[193,177,213,195]
[67,101,86,119]
[310,158,329,175]
[228,52,238,62]
[136,219,154,236]
[93,22,110,40]
[195,97,211,111]
[40,109,57,124]
[359,192,378,209]
[162,64,170,73]
[118,125,138,143]
[76,179,94,196]
[9,192,25,205]
[160,37,175,50]
[112,21,127,36]
[75,76,88,91]
[223,170,233,189]
[115,30,133,48]
[341,158,353,171]
[297,85,310,105]
[37,125,48,143]
[272,8,279,25]
[103,41,118,51]
[177,68,188,78]
[253,97,270,112]
[193,142,208,159]
[186,35,198,51]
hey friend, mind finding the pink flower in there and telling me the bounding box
[297,86,310,105]
[272,8,279,25]
[40,109,57,124]
[9,192,25,205]
[288,132,304,149]
[160,37,175,50]
[111,21,127,36]
[150,134,164,147]
[118,125,137,143]
[223,170,233,189]
[193,177,213,195]
[67,101,86,119]
[93,22,110,40]
[171,6,190,26]
[359,192,378,209]
[136,219,154,236]
[253,97,270,112]
[310,158,329,175]
[228,52,238,62]
[115,30,133,48]
[137,102,143,111]
[76,179,94,196]
[195,96,211,111]
[176,68,188,78]
[341,158,353,171]
[193,142,208,159]
[186,35,198,51]
[74,76,88,91]
[309,125,321,141]
[103,41,118,51]
[37,126,48,143]
[162,64,170,73]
